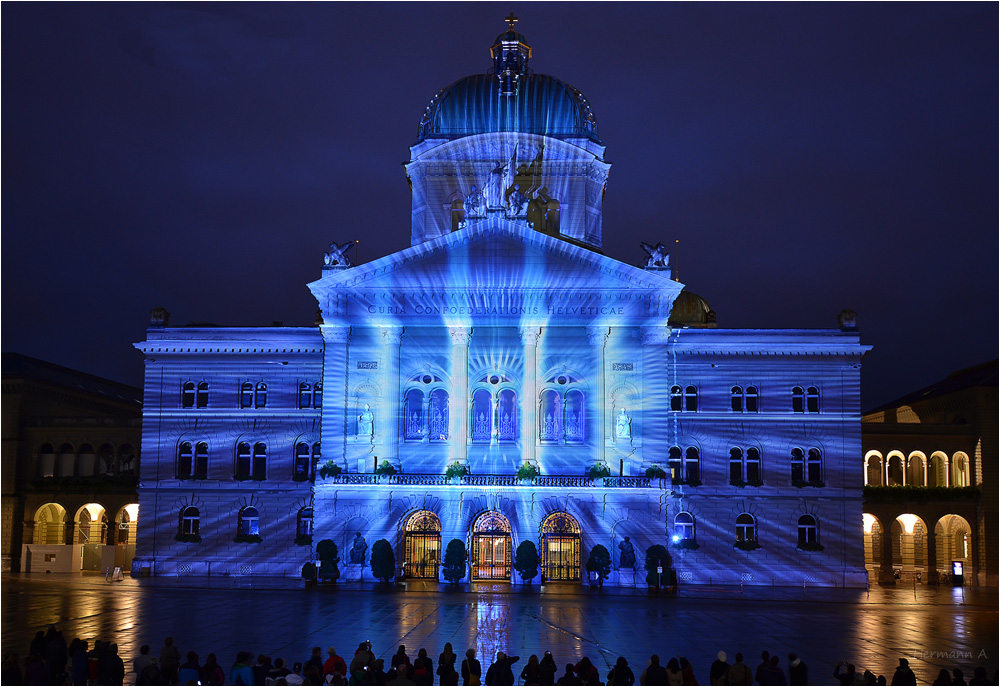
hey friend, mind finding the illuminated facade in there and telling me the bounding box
[2,354,141,574]
[861,361,996,586]
[133,21,870,587]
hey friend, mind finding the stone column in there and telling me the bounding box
[381,327,403,466]
[320,326,351,468]
[878,517,896,585]
[449,327,471,465]
[926,527,939,585]
[519,326,540,467]
[588,326,610,466]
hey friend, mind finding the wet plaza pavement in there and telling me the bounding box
[2,573,996,685]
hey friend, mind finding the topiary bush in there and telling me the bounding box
[442,538,468,584]
[644,544,672,587]
[370,538,395,584]
[514,540,539,585]
[586,544,612,586]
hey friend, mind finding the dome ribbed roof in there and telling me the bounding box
[669,290,718,328]
[416,75,599,144]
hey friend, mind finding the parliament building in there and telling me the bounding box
[132,20,872,587]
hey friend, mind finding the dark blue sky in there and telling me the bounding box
[3,2,997,409]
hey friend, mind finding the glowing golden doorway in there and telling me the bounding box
[403,511,441,579]
[542,512,581,581]
[471,512,511,580]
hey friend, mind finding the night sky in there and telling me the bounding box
[3,2,997,410]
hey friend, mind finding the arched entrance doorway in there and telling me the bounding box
[34,503,67,544]
[541,512,581,582]
[471,512,511,580]
[115,504,139,572]
[76,503,108,571]
[935,514,973,583]
[403,510,441,579]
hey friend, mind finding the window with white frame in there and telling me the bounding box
[179,507,200,536]
[798,514,818,545]
[255,382,268,408]
[238,506,259,536]
[736,513,757,543]
[240,382,254,409]
[297,507,314,538]
[673,512,695,541]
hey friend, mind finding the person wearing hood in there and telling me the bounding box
[890,659,916,686]
[709,651,730,685]
[788,653,807,685]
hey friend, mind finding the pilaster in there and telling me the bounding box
[449,327,471,464]
[519,326,541,466]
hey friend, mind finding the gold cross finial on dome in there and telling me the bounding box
[505,12,518,30]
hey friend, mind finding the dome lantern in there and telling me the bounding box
[491,13,532,95]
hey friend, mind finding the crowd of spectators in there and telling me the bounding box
[2,624,994,686]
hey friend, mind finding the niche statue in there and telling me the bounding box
[618,536,636,569]
[615,409,632,439]
[358,404,374,438]
[349,532,368,564]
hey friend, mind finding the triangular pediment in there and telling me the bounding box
[309,218,682,327]
[311,217,680,293]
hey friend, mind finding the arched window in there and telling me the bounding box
[255,382,268,408]
[670,385,683,412]
[807,448,823,483]
[674,512,695,542]
[77,444,95,477]
[806,386,820,413]
[240,382,254,409]
[182,382,196,408]
[790,448,805,483]
[297,507,313,538]
[798,515,818,545]
[194,442,208,479]
[731,386,744,412]
[313,382,323,408]
[294,443,311,480]
[471,389,492,443]
[117,444,136,474]
[97,444,114,477]
[792,386,805,413]
[541,512,582,582]
[180,507,200,536]
[235,442,252,479]
[684,386,698,412]
[428,389,448,441]
[539,389,562,441]
[238,506,259,536]
[729,448,744,482]
[178,442,193,479]
[196,382,209,408]
[404,388,424,441]
[746,386,759,413]
[952,452,970,487]
[746,447,761,483]
[298,382,312,409]
[497,389,518,442]
[736,513,756,543]
[252,443,267,480]
[668,446,682,482]
[312,442,321,472]
[684,447,700,482]
[564,389,585,442]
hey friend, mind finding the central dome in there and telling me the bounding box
[416,27,600,144]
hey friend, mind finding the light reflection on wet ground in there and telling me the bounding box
[3,574,995,685]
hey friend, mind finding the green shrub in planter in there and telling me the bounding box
[318,461,342,480]
[645,466,666,479]
[734,540,761,551]
[370,539,395,584]
[517,463,539,481]
[644,544,672,587]
[444,462,468,479]
[317,539,340,580]
[301,562,317,581]
[588,463,611,480]
[374,461,396,477]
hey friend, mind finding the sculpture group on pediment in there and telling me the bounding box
[324,241,354,268]
[639,242,670,270]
